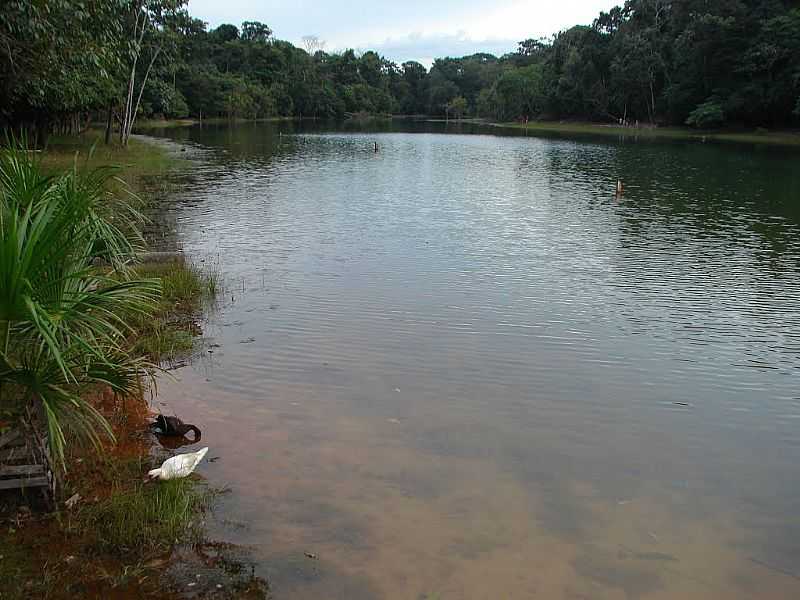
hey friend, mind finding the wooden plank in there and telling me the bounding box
[0,476,49,490]
[0,429,21,449]
[0,447,32,462]
[0,464,44,477]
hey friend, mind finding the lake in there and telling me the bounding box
[146,121,800,599]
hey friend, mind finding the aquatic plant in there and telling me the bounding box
[0,145,159,469]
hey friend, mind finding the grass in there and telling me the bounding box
[45,132,221,366]
[129,258,220,363]
[131,326,197,364]
[133,115,297,130]
[492,120,800,146]
[75,475,211,555]
[41,129,212,363]
[18,133,213,368]
[37,128,189,214]
[0,453,215,599]
[131,118,197,129]
[40,129,183,177]
[61,442,212,555]
[149,259,219,312]
[0,531,61,599]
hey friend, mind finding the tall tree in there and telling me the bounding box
[120,0,186,146]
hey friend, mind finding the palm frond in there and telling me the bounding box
[0,142,162,471]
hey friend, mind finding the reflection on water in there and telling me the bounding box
[146,122,800,599]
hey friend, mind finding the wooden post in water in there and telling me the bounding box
[616,180,624,196]
[374,141,379,153]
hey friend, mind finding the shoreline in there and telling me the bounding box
[132,115,298,130]
[486,120,800,147]
[132,115,800,147]
[0,134,267,599]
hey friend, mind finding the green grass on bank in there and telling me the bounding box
[37,130,186,213]
[130,259,219,363]
[133,115,297,130]
[130,118,197,129]
[0,458,214,599]
[73,458,212,555]
[493,120,800,146]
[39,132,211,364]
[36,130,187,213]
[41,130,182,172]
[137,259,219,313]
[62,452,212,558]
[126,114,800,147]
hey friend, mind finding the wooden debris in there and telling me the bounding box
[0,426,53,497]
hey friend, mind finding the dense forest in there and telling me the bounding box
[2,0,799,145]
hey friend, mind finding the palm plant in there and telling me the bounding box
[0,145,160,470]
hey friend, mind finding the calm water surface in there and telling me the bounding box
[146,122,800,599]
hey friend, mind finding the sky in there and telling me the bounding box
[187,0,612,65]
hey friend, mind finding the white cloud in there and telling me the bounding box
[360,32,519,66]
[188,0,613,63]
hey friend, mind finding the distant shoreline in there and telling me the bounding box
[487,120,800,147]
[132,115,800,147]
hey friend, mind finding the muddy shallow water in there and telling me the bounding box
[147,122,800,599]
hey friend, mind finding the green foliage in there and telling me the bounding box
[240,21,272,43]
[144,80,189,118]
[0,1,122,119]
[479,65,545,121]
[685,100,726,128]
[0,145,159,469]
[2,1,800,129]
[446,96,468,119]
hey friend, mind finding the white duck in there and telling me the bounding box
[148,447,209,481]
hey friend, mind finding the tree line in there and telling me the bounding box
[2,0,798,145]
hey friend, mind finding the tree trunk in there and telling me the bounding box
[127,45,161,141]
[649,79,656,125]
[35,115,50,149]
[121,56,138,145]
[105,104,113,144]
[121,5,146,146]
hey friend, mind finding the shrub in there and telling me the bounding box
[685,100,725,128]
[0,146,159,469]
